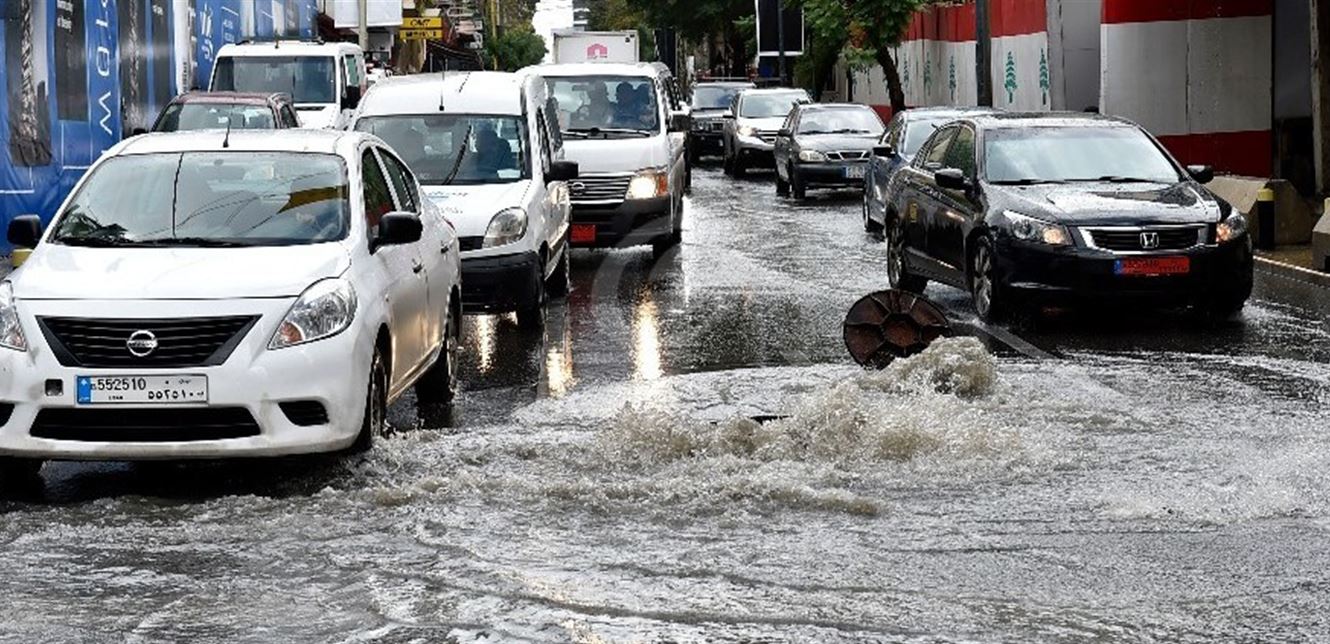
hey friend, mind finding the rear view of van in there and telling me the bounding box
[209,39,366,129]
[526,62,689,258]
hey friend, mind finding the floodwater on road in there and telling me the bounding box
[2,169,1329,642]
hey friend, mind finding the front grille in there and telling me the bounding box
[38,316,257,369]
[1087,227,1203,252]
[826,150,870,161]
[459,236,484,252]
[570,174,632,203]
[279,401,329,427]
[30,407,260,442]
[757,130,779,143]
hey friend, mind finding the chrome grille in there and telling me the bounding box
[757,130,779,143]
[826,150,871,161]
[569,174,632,204]
[1084,227,1204,252]
[38,316,257,368]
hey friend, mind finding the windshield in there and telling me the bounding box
[799,108,883,135]
[51,153,349,247]
[740,92,806,118]
[355,114,528,186]
[692,85,747,109]
[152,103,275,132]
[212,56,336,105]
[903,118,955,157]
[547,76,660,135]
[984,126,1183,184]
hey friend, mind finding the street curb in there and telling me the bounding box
[1254,255,1330,289]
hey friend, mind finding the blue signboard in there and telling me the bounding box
[0,0,318,251]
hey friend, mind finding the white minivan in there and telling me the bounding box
[210,39,367,129]
[351,72,579,328]
[526,62,689,258]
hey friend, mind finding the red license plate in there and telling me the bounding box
[571,224,597,244]
[1115,256,1191,276]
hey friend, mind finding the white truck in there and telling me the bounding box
[551,30,639,64]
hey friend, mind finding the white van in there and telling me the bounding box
[210,39,367,129]
[350,72,579,328]
[526,62,689,258]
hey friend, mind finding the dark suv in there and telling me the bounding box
[688,81,754,162]
[150,92,301,133]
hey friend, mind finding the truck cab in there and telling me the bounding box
[209,39,366,130]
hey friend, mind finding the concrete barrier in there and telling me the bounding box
[1205,175,1315,246]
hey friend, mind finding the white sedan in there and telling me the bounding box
[0,129,460,483]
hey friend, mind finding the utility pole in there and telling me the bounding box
[357,0,369,50]
[976,0,992,106]
[776,1,787,85]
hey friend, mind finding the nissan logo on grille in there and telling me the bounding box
[126,330,159,357]
[1140,232,1160,250]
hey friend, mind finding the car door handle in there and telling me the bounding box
[412,260,424,274]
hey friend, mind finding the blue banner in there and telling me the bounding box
[0,0,318,251]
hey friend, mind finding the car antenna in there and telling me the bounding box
[439,60,449,111]
[222,116,232,148]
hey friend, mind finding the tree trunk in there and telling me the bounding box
[877,48,906,113]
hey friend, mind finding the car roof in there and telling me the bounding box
[695,81,755,88]
[965,111,1137,129]
[739,87,808,99]
[357,72,529,117]
[172,91,286,106]
[901,106,1000,120]
[799,102,876,111]
[217,40,361,56]
[112,129,372,158]
[527,62,663,78]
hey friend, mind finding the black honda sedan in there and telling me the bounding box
[882,113,1253,321]
[773,103,884,200]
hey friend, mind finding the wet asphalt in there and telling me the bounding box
[2,165,1330,642]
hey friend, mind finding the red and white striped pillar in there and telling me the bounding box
[1101,0,1273,177]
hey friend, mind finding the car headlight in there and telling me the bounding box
[483,207,528,248]
[270,278,357,350]
[627,169,669,200]
[738,125,757,138]
[1004,211,1071,246]
[1216,211,1249,244]
[0,282,27,352]
[799,149,827,163]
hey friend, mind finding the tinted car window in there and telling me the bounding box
[547,76,660,133]
[51,153,349,246]
[692,85,749,109]
[153,103,276,131]
[280,105,300,127]
[739,92,807,118]
[355,114,529,185]
[942,126,977,177]
[361,150,395,228]
[377,150,418,214]
[212,56,336,104]
[920,127,957,168]
[984,126,1183,184]
[903,118,954,157]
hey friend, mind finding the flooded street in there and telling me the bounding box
[4,169,1330,642]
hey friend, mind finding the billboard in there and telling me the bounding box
[0,0,318,251]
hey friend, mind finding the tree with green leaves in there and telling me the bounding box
[791,0,925,113]
[617,0,756,75]
[1004,51,1017,103]
[485,25,547,72]
[1039,48,1050,106]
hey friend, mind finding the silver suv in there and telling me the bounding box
[721,87,810,177]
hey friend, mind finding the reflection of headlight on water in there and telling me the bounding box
[474,315,496,374]
[632,298,662,381]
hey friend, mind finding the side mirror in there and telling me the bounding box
[777,128,792,138]
[873,144,896,158]
[372,212,422,251]
[1187,164,1214,184]
[935,168,970,191]
[342,85,362,110]
[547,160,579,184]
[721,112,735,120]
[668,112,690,132]
[7,215,43,249]
[130,127,148,137]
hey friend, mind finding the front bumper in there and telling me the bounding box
[570,195,672,248]
[735,135,775,157]
[689,130,725,154]
[993,236,1255,306]
[796,161,869,186]
[460,251,541,313]
[0,298,370,460]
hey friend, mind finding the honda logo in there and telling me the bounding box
[126,330,159,357]
[1140,232,1160,250]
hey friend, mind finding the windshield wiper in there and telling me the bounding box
[132,237,257,248]
[564,127,651,138]
[829,128,872,134]
[55,236,136,247]
[990,179,1067,186]
[1070,175,1168,184]
[440,124,475,186]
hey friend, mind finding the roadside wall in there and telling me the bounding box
[1100,0,1273,177]
[0,0,319,248]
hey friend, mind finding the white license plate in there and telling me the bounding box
[76,375,208,405]
[844,165,866,179]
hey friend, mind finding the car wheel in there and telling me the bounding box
[722,144,734,176]
[790,167,806,200]
[970,237,1008,323]
[349,346,389,453]
[776,167,790,196]
[517,266,547,329]
[546,241,571,299]
[416,304,459,404]
[863,189,884,237]
[0,457,43,494]
[887,218,928,293]
[733,154,747,178]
